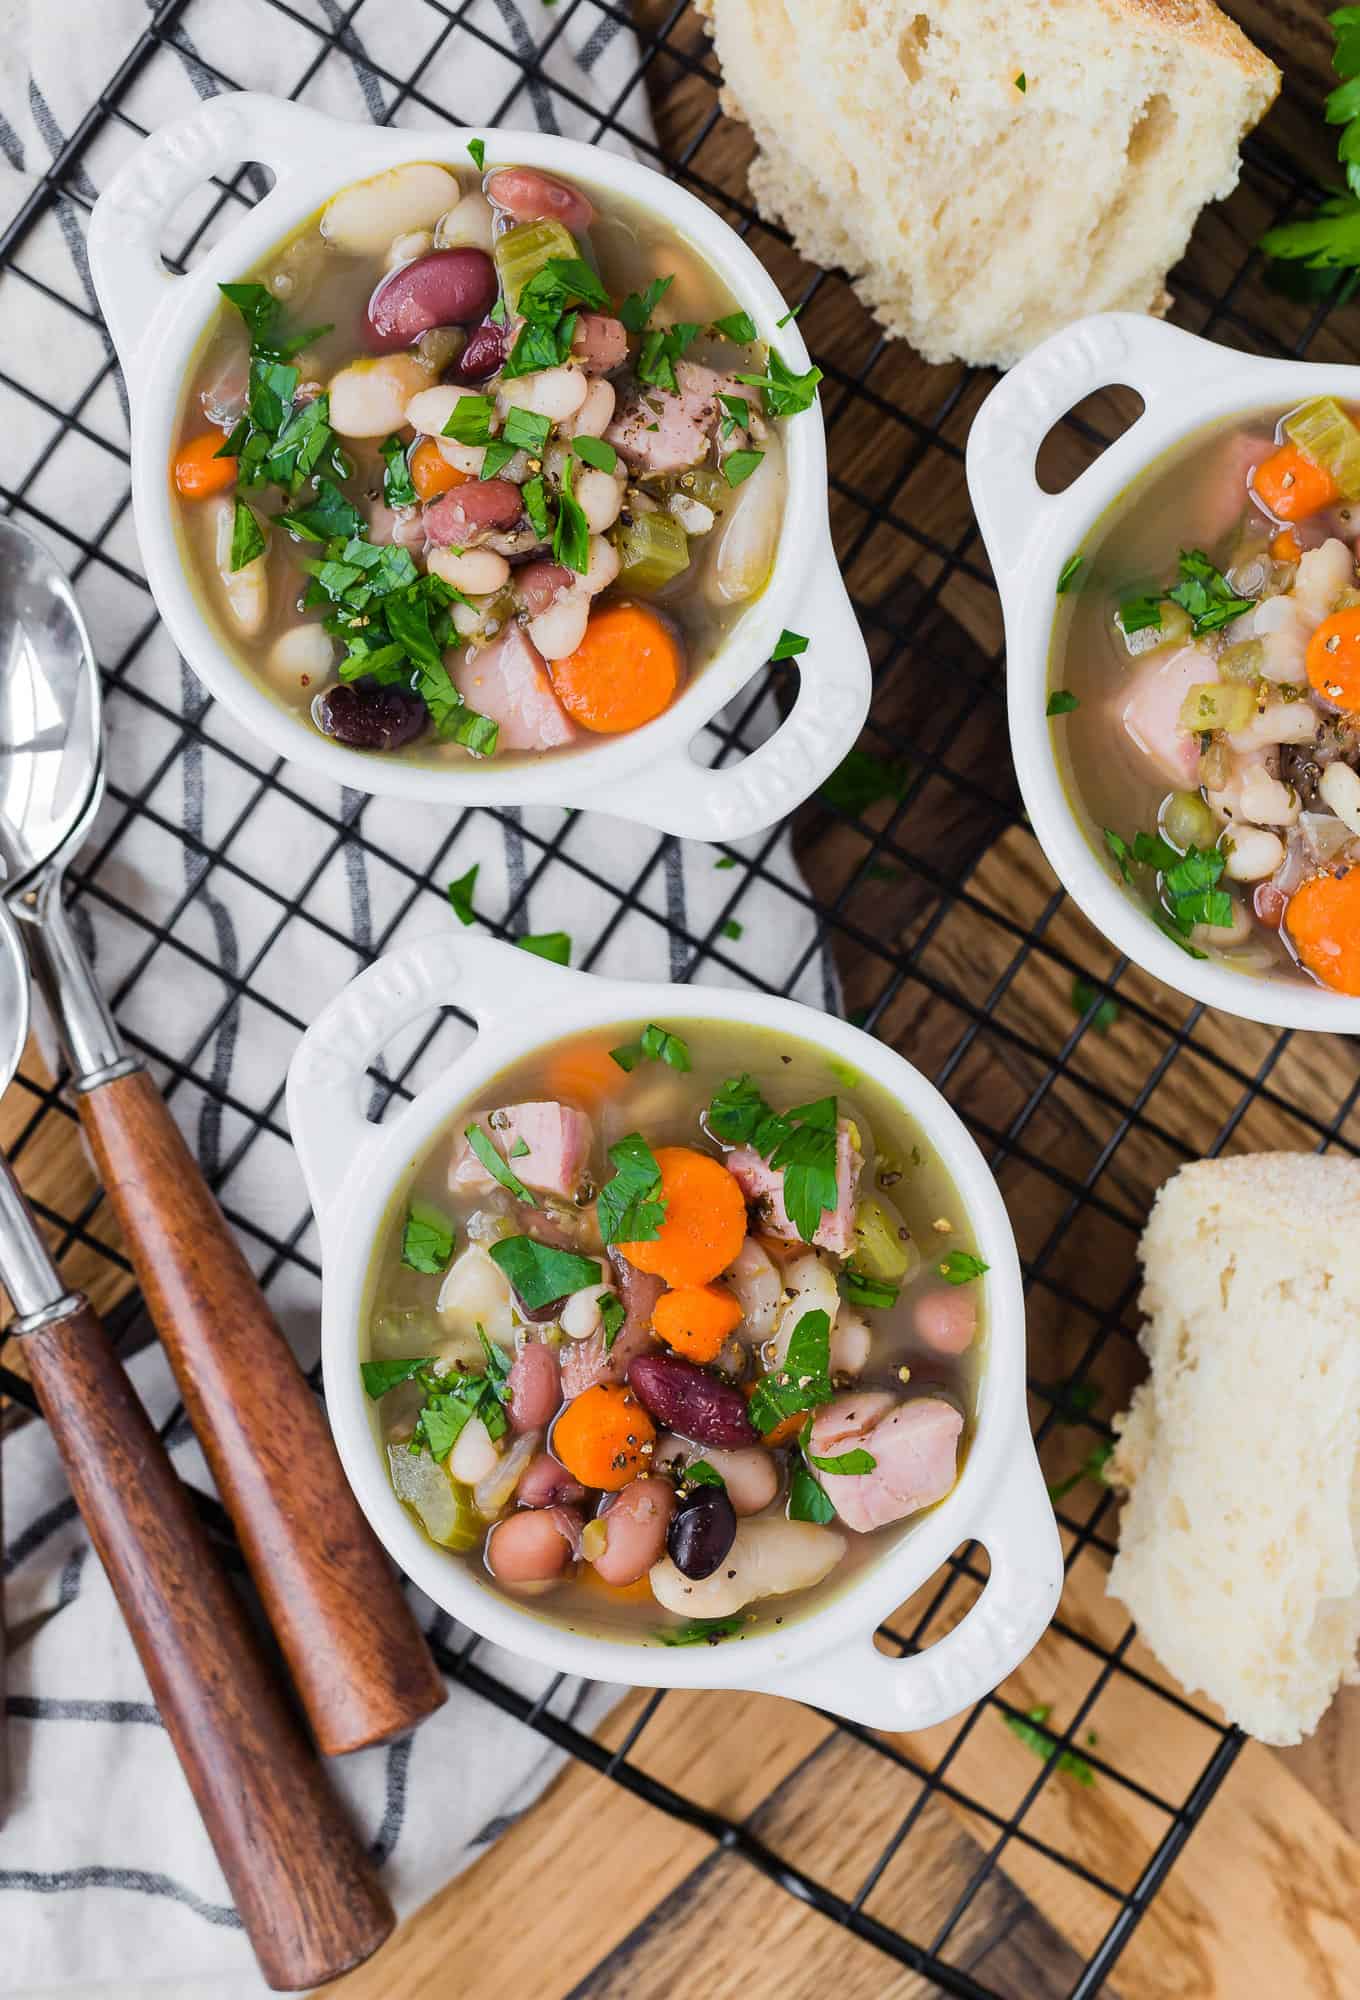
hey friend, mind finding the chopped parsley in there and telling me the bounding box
[711,309,757,343]
[360,1350,510,1461]
[839,1267,899,1311]
[820,748,912,814]
[637,319,702,392]
[734,345,822,418]
[487,1235,602,1311]
[596,1132,667,1245]
[747,1309,834,1434]
[771,629,808,661]
[788,1462,836,1523]
[275,474,363,543]
[1121,549,1254,639]
[1046,690,1079,716]
[467,138,486,171]
[401,1199,456,1275]
[479,438,518,481]
[442,394,495,446]
[572,434,618,474]
[447,863,480,927]
[380,434,417,509]
[522,474,551,539]
[228,499,266,572]
[721,919,744,941]
[657,1616,746,1647]
[1004,1705,1095,1785]
[609,1023,693,1073]
[714,855,737,869]
[360,1355,432,1398]
[215,282,344,501]
[600,1291,626,1351]
[683,1459,727,1489]
[1056,553,1084,594]
[618,275,674,333]
[1048,1439,1114,1503]
[1258,12,1360,292]
[707,1076,840,1242]
[503,311,580,380]
[938,1250,988,1285]
[722,448,764,487]
[464,1123,537,1206]
[553,454,590,575]
[516,256,610,324]
[1014,71,1027,93]
[806,1445,876,1475]
[718,392,751,440]
[1104,827,1233,943]
[1070,976,1120,1033]
[775,305,802,328]
[517,931,571,965]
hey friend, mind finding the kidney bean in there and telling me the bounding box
[452,315,512,384]
[514,560,574,617]
[516,1451,586,1509]
[365,248,499,353]
[508,1339,560,1432]
[628,1352,757,1450]
[592,1478,675,1587]
[913,1288,977,1356]
[571,313,628,375]
[486,1505,581,1584]
[486,167,595,233]
[668,1486,737,1581]
[424,479,525,546]
[314,681,428,751]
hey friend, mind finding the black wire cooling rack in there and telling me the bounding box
[2,3,1356,1996]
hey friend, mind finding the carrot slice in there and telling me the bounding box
[652,1283,743,1364]
[744,1383,803,1450]
[173,431,238,499]
[550,601,683,734]
[1253,443,1341,522]
[551,1384,655,1492]
[617,1146,748,1288]
[1306,606,1360,710]
[546,1040,627,1110]
[410,435,470,501]
[1285,869,1360,995]
[1270,527,1303,564]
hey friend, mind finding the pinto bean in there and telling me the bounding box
[628,1352,757,1450]
[592,1478,675,1586]
[571,313,628,375]
[486,167,595,233]
[452,316,512,384]
[516,1451,586,1509]
[424,479,524,545]
[508,1339,561,1433]
[486,1505,581,1584]
[366,248,499,352]
[913,1288,977,1356]
[514,559,574,617]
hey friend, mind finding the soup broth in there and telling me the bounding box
[1051,400,1360,994]
[173,155,812,766]
[360,1019,985,1646]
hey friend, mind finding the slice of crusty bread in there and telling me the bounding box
[1107,1154,1360,1746]
[699,0,1279,368]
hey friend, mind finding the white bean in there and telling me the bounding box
[1294,537,1355,621]
[1224,825,1285,882]
[529,590,591,661]
[329,352,430,438]
[449,1415,499,1486]
[407,383,483,438]
[1319,758,1360,836]
[576,467,623,534]
[1191,894,1257,952]
[830,1309,872,1377]
[436,1243,516,1343]
[572,378,616,439]
[436,437,487,478]
[1228,700,1320,751]
[435,192,495,252]
[769,1251,840,1367]
[725,1237,781,1342]
[650,1519,845,1618]
[708,447,781,604]
[504,365,588,422]
[321,163,462,256]
[212,498,268,637]
[560,1283,611,1341]
[386,227,434,270]
[582,534,620,597]
[1239,763,1300,827]
[267,623,333,684]
[428,546,510,595]
[669,494,715,536]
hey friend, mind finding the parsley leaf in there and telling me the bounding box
[522,475,551,540]
[820,749,912,814]
[747,1309,833,1434]
[488,1235,601,1311]
[1003,1704,1095,1785]
[1258,13,1360,280]
[637,320,702,391]
[600,1291,626,1351]
[448,863,480,927]
[788,1462,836,1523]
[402,1199,456,1274]
[658,1616,746,1647]
[609,1023,692,1073]
[442,394,496,445]
[723,448,764,487]
[1046,690,1079,716]
[769,1097,840,1243]
[684,1460,727,1489]
[380,433,417,509]
[553,453,590,574]
[938,1250,988,1285]
[503,310,578,380]
[1166,548,1255,635]
[229,499,266,572]
[516,257,609,324]
[277,475,364,543]
[502,404,552,455]
[1056,553,1084,595]
[711,310,757,342]
[619,275,674,333]
[806,1446,876,1475]
[597,1132,667,1245]
[360,1356,433,1397]
[1071,976,1120,1033]
[517,931,571,965]
[734,345,822,418]
[467,137,486,171]
[771,629,808,661]
[1047,1439,1114,1503]
[572,434,617,473]
[464,1123,537,1206]
[839,1267,899,1311]
[1119,593,1165,635]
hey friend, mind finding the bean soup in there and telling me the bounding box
[173,153,818,764]
[360,1020,985,1646]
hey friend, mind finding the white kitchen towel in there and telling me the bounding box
[0,2,837,1994]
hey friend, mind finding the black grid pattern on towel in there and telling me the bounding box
[1,4,1353,1997]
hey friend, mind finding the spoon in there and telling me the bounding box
[0,897,394,1987]
[0,518,445,1753]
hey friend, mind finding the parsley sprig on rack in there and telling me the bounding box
[1258,9,1360,297]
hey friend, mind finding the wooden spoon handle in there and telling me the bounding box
[21,1295,394,1990]
[77,1067,445,1755]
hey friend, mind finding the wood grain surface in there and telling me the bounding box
[77,1065,447,1756]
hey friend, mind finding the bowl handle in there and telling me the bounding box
[966,311,1233,579]
[285,931,573,1224]
[748,1433,1063,1731]
[597,532,871,839]
[88,92,343,394]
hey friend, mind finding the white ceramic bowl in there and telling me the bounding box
[87,93,870,840]
[967,310,1360,1032]
[286,932,1061,1730]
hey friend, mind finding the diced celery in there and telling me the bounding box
[494,220,579,313]
[1218,639,1264,683]
[387,1443,481,1551]
[615,509,690,592]
[850,1197,916,1284]
[1177,681,1255,734]
[675,467,728,513]
[1283,396,1360,500]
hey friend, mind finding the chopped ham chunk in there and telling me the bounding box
[453,624,576,752]
[607,360,730,475]
[807,1393,962,1534]
[1119,644,1204,789]
[450,1102,593,1200]
[726,1119,862,1254]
